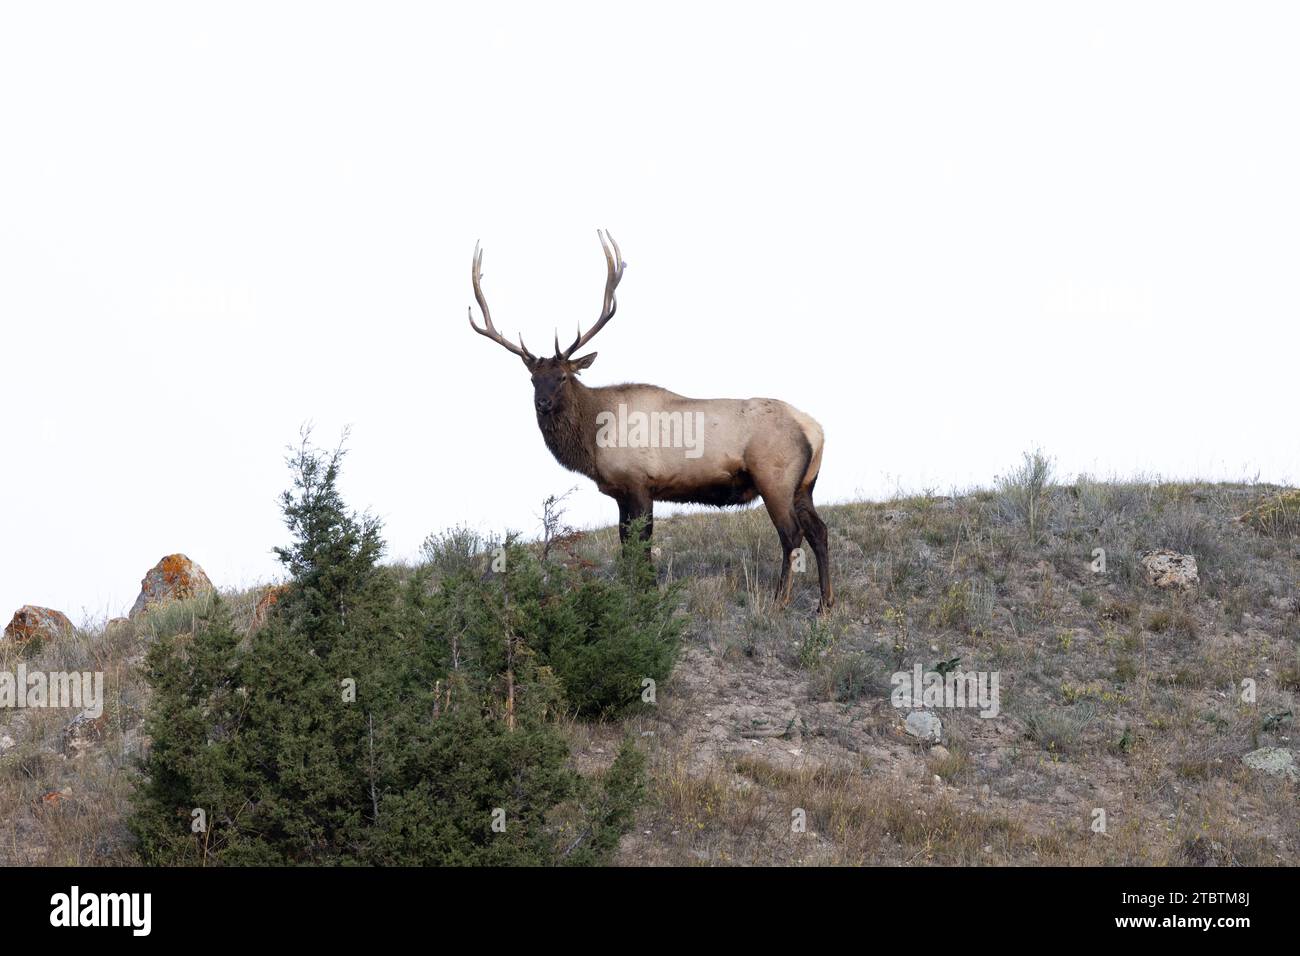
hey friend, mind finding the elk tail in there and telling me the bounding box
[794,414,824,493]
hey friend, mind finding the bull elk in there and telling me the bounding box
[467,231,833,612]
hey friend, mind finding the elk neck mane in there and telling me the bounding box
[537,378,601,478]
[537,380,665,479]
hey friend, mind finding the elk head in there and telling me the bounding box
[468,230,625,418]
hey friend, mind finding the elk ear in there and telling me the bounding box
[521,353,538,371]
[570,352,597,371]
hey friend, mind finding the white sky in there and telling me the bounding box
[2,2,1297,623]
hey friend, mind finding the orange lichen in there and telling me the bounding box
[158,554,202,596]
[2,605,74,644]
[129,554,214,618]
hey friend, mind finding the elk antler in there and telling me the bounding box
[468,241,536,365]
[560,229,624,359]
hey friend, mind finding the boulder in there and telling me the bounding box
[3,605,74,644]
[1138,549,1198,591]
[1242,747,1299,782]
[249,584,289,632]
[129,554,214,618]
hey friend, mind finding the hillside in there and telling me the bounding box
[3,474,1298,866]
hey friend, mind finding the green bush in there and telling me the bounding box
[995,448,1055,541]
[420,518,682,719]
[421,524,491,580]
[132,436,668,865]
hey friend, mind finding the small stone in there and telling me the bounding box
[905,711,942,743]
[36,787,73,808]
[1138,549,1199,591]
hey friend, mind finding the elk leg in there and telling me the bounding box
[794,487,834,612]
[617,491,654,544]
[628,491,654,543]
[616,496,631,544]
[775,524,804,608]
[758,491,803,609]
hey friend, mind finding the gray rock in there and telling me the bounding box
[1242,747,1298,782]
[1138,549,1199,591]
[905,711,942,743]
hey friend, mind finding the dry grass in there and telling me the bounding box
[580,478,1299,866]
[0,589,263,865]
[2,477,1297,866]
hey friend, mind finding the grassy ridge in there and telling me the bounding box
[2,471,1297,866]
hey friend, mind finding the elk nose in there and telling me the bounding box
[536,398,553,413]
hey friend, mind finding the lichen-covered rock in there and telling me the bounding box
[1242,747,1298,782]
[128,554,214,618]
[3,605,74,644]
[63,710,110,754]
[905,711,943,743]
[249,584,289,632]
[1138,549,1199,591]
